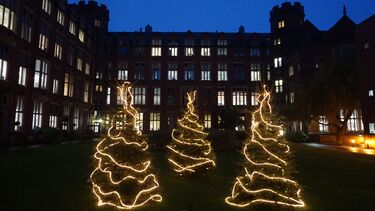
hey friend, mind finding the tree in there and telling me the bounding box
[90,82,162,209]
[225,87,305,208]
[167,91,216,175]
[218,107,246,131]
[294,47,359,143]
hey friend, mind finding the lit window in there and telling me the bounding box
[341,109,364,132]
[54,43,62,60]
[0,56,7,80]
[153,88,161,105]
[275,80,283,93]
[151,63,161,80]
[38,33,49,51]
[364,42,370,50]
[151,39,162,56]
[78,29,85,43]
[184,64,195,80]
[168,47,178,56]
[278,20,285,28]
[42,0,52,15]
[217,40,227,56]
[63,72,74,97]
[83,81,89,103]
[289,66,294,76]
[274,57,282,68]
[76,57,83,71]
[18,66,27,86]
[369,123,375,134]
[32,100,43,130]
[118,69,128,81]
[168,63,178,80]
[218,90,225,106]
[267,71,271,81]
[62,106,70,131]
[201,64,211,81]
[49,104,58,128]
[150,113,160,131]
[34,59,48,90]
[369,90,374,97]
[94,19,101,27]
[106,87,111,105]
[232,88,247,106]
[85,63,90,75]
[96,72,103,79]
[290,92,295,104]
[185,47,194,56]
[132,87,146,105]
[69,21,76,35]
[57,10,65,25]
[251,92,259,106]
[204,114,212,129]
[14,98,24,131]
[250,64,261,82]
[201,48,211,56]
[0,5,16,31]
[217,64,228,81]
[319,115,329,133]
[95,85,103,92]
[52,79,58,94]
[73,108,79,130]
[136,113,144,131]
[274,38,281,45]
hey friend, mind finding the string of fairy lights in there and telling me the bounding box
[225,86,305,208]
[167,91,216,174]
[90,82,162,210]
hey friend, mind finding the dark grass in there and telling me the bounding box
[0,142,375,211]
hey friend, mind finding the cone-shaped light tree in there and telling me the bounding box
[90,82,162,209]
[167,91,216,175]
[225,86,305,208]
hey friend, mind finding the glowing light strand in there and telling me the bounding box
[225,86,305,208]
[90,82,162,210]
[167,91,216,174]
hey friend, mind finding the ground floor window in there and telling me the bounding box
[341,109,364,132]
[14,98,24,131]
[150,112,160,131]
[136,112,144,131]
[319,115,329,133]
[32,100,43,130]
[369,123,375,134]
[204,114,211,129]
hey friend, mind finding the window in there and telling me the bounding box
[250,48,260,57]
[232,88,247,106]
[184,64,195,80]
[18,66,27,86]
[267,71,271,81]
[20,10,33,42]
[153,88,161,105]
[118,69,128,81]
[369,90,374,97]
[94,19,101,27]
[278,20,285,28]
[290,92,295,104]
[52,79,58,94]
[132,87,146,105]
[78,29,85,43]
[201,64,211,81]
[57,10,65,25]
[49,104,58,128]
[218,90,225,106]
[369,123,375,134]
[42,0,52,14]
[150,113,160,131]
[289,66,294,76]
[364,42,370,50]
[275,80,283,93]
[62,106,70,131]
[95,85,103,92]
[73,108,79,130]
[274,38,281,45]
[106,87,111,105]
[204,114,212,129]
[217,39,227,56]
[251,92,259,106]
[136,113,144,131]
[151,63,161,80]
[217,64,228,81]
[185,47,194,56]
[342,109,364,132]
[63,72,74,97]
[234,64,245,81]
[168,63,178,80]
[38,33,49,51]
[134,63,145,80]
[319,115,329,133]
[68,47,75,66]
[32,100,43,130]
[168,47,178,56]
[69,21,76,35]
[14,98,24,131]
[34,59,48,89]
[83,81,89,103]
[0,47,7,80]
[251,64,261,82]
[0,5,16,31]
[201,48,211,56]
[76,57,83,71]
[85,62,90,75]
[54,43,63,60]
[151,39,162,56]
[274,57,283,68]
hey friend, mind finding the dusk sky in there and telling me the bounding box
[70,0,374,33]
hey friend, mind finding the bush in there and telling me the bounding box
[207,129,244,152]
[148,130,171,151]
[287,131,310,143]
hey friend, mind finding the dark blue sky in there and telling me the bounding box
[69,0,375,32]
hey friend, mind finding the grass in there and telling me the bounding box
[0,142,374,211]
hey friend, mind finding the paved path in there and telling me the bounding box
[302,142,375,156]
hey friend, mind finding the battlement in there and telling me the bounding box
[76,0,108,11]
[271,1,304,14]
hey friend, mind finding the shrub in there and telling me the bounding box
[207,129,244,152]
[287,131,310,143]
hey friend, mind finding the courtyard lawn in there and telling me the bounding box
[0,142,375,211]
